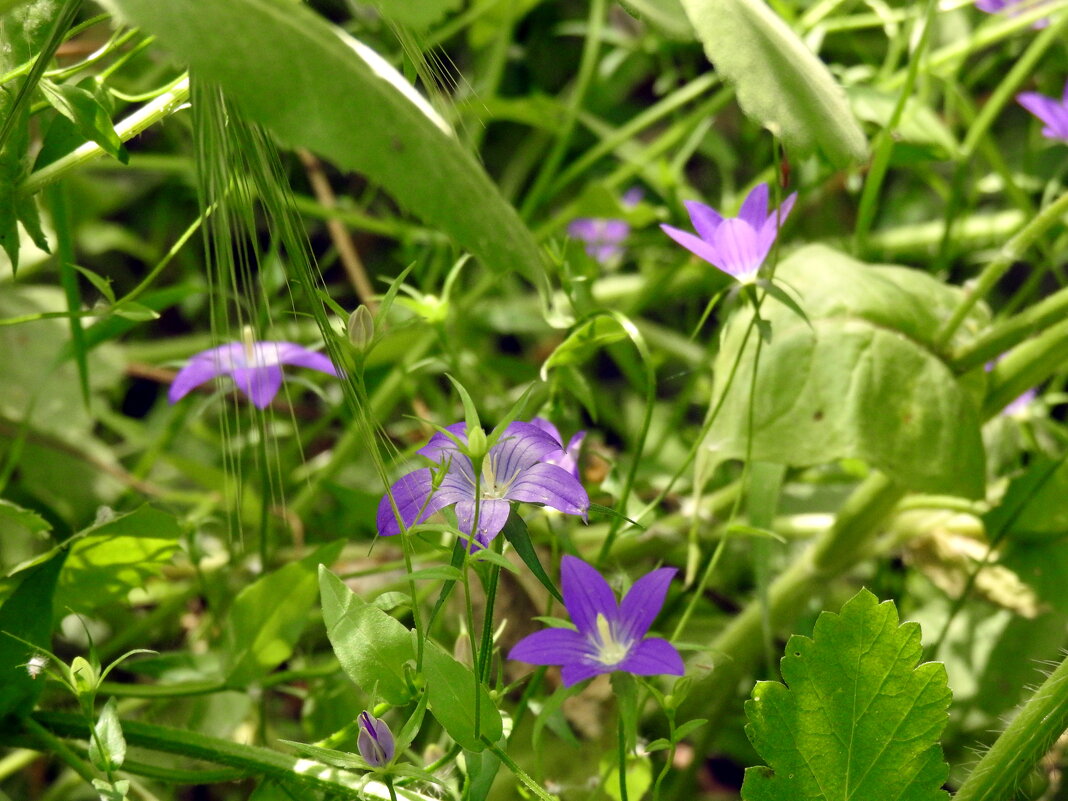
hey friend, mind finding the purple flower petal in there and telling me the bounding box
[508,627,591,665]
[272,343,338,375]
[561,661,609,687]
[1018,89,1068,140]
[530,417,564,446]
[737,183,769,229]
[168,355,227,403]
[454,498,512,546]
[683,200,724,241]
[561,555,618,637]
[417,422,469,462]
[376,468,444,535]
[660,224,724,268]
[357,711,394,766]
[489,422,568,479]
[230,365,284,408]
[618,637,685,677]
[712,218,765,281]
[506,462,589,518]
[757,191,798,256]
[617,567,677,643]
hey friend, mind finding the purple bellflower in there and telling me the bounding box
[531,417,586,481]
[357,711,395,767]
[567,188,644,264]
[660,182,796,284]
[168,335,338,409]
[976,0,1050,27]
[1017,80,1068,142]
[509,555,685,687]
[376,421,590,548]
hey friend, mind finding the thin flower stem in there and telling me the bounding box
[935,188,1068,351]
[617,713,629,801]
[22,718,97,786]
[480,736,557,801]
[477,535,504,684]
[385,776,399,801]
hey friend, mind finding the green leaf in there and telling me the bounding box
[422,639,502,751]
[678,0,867,166]
[710,245,986,498]
[71,264,116,304]
[98,0,549,299]
[224,541,343,686]
[0,551,65,720]
[501,511,562,603]
[88,697,126,772]
[367,0,461,29]
[319,567,416,705]
[55,506,182,616]
[0,499,51,534]
[38,79,128,164]
[741,589,951,801]
[542,316,629,372]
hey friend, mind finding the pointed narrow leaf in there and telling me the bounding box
[741,589,950,801]
[501,511,562,603]
[679,0,868,166]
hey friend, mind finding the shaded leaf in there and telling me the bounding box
[422,639,502,751]
[88,697,126,772]
[0,499,51,534]
[679,0,867,166]
[501,511,562,603]
[741,589,950,801]
[38,79,128,164]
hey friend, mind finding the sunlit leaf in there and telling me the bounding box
[742,589,951,801]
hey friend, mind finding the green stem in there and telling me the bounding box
[18,75,190,197]
[480,736,556,801]
[954,653,1068,801]
[935,189,1068,351]
[477,535,504,683]
[617,713,629,801]
[21,718,97,786]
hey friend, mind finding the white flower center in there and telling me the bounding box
[468,451,520,500]
[592,613,631,667]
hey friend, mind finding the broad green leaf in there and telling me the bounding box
[0,499,51,534]
[319,567,415,706]
[0,550,65,720]
[88,697,126,772]
[55,506,182,615]
[422,639,502,751]
[678,0,867,166]
[741,589,951,801]
[618,0,694,39]
[709,245,986,498]
[98,0,549,297]
[224,541,343,686]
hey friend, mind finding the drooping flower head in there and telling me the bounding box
[530,417,586,481]
[357,711,395,767]
[168,333,338,409]
[976,0,1050,28]
[660,182,796,284]
[1017,80,1068,142]
[567,188,644,264]
[376,421,590,548]
[509,555,685,687]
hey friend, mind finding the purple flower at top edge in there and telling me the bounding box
[660,182,797,284]
[168,340,338,409]
[356,711,395,767]
[376,421,590,548]
[1017,80,1068,142]
[508,555,685,687]
[976,0,1050,28]
[530,417,586,481]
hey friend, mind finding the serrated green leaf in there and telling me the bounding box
[224,541,343,685]
[320,567,416,705]
[679,0,867,166]
[0,498,51,534]
[38,79,128,164]
[422,639,502,751]
[709,245,986,498]
[741,589,951,801]
[97,0,549,299]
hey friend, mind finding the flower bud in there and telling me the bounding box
[347,305,375,352]
[466,425,488,462]
[357,710,395,767]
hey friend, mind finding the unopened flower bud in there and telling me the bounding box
[347,305,375,352]
[466,426,488,461]
[357,710,395,767]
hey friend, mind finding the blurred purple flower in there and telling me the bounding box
[660,183,796,283]
[567,188,644,264]
[376,421,589,547]
[509,555,684,686]
[1003,388,1038,417]
[976,0,1050,27]
[357,711,394,767]
[531,417,585,481]
[1017,80,1068,142]
[168,340,337,409]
